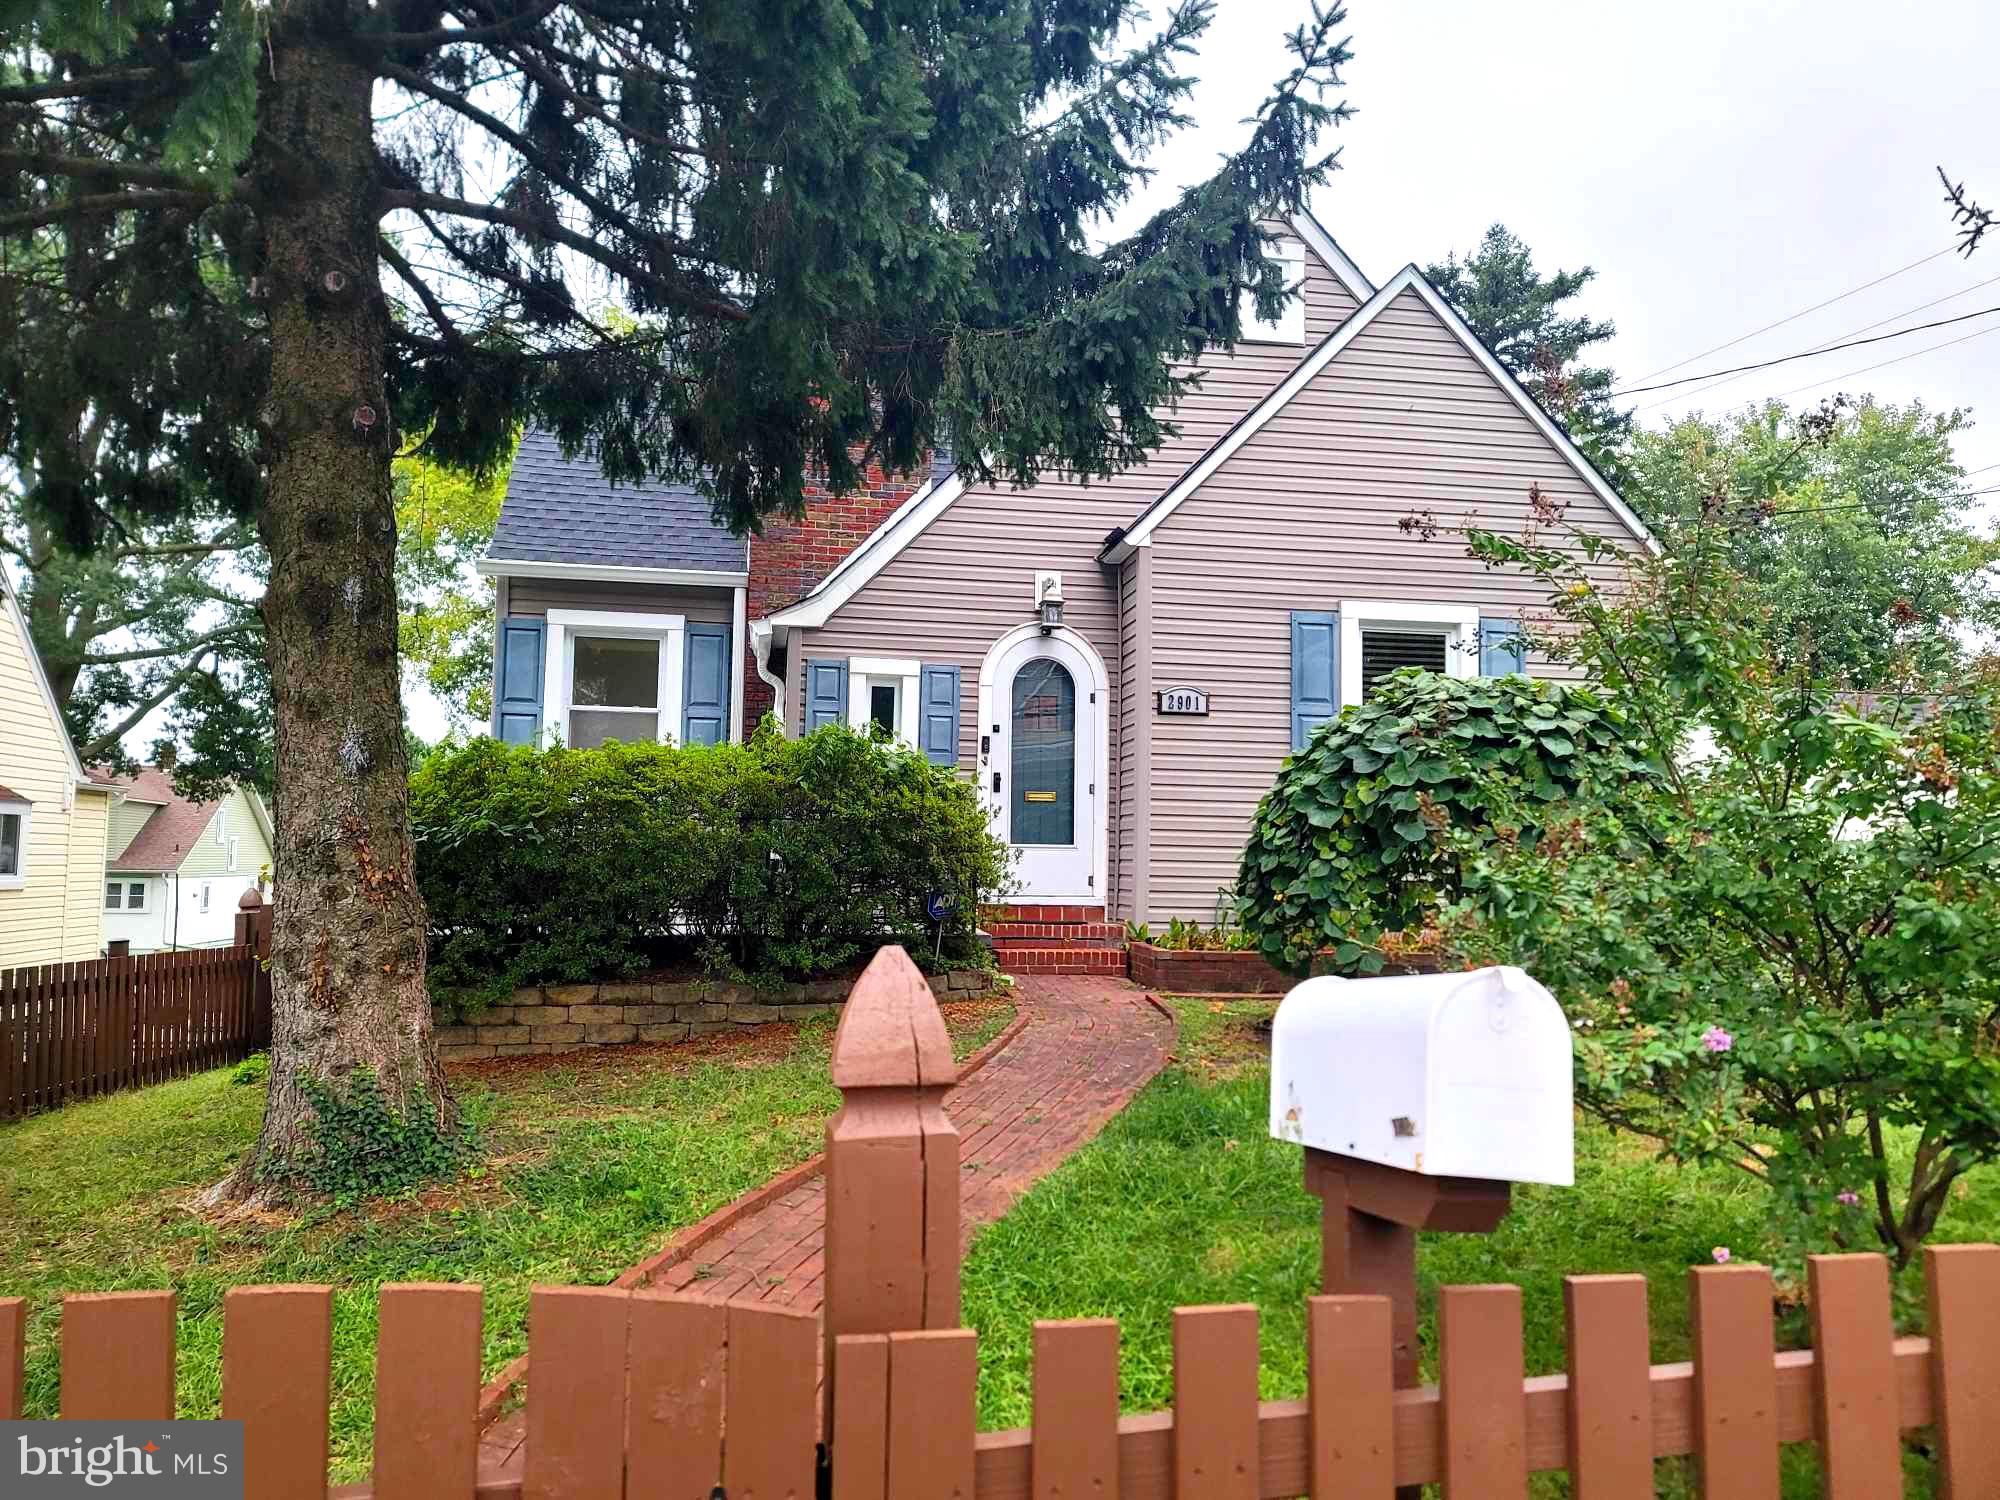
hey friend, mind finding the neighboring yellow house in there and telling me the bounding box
[0,566,115,969]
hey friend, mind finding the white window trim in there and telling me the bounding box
[847,655,921,745]
[1341,600,1481,709]
[542,608,687,749]
[1236,237,1306,345]
[0,799,28,889]
[106,879,149,913]
[227,836,240,874]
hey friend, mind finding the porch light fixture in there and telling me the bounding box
[1036,570,1065,634]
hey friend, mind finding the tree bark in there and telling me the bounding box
[218,21,455,1198]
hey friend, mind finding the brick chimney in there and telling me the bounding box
[742,455,938,725]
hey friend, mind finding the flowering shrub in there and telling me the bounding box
[1444,506,2000,1273]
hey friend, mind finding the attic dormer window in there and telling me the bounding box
[1238,237,1306,345]
[0,797,26,887]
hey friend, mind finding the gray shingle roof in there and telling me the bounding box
[487,428,749,573]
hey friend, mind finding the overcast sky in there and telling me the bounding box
[1132,0,2000,488]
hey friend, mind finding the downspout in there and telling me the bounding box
[750,619,786,733]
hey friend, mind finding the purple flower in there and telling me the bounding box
[1701,1026,1734,1054]
[1836,1191,1861,1207]
[1712,1246,1732,1264]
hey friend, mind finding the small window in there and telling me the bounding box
[1360,629,1449,700]
[1238,239,1307,345]
[0,807,23,884]
[869,682,899,736]
[105,881,122,910]
[227,836,240,873]
[106,880,146,912]
[568,635,662,749]
[198,882,212,915]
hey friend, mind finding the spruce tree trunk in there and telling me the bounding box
[220,22,455,1197]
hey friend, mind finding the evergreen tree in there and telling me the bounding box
[1425,224,1633,483]
[0,0,1352,1194]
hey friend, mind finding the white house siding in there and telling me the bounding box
[785,259,1364,912]
[103,876,169,952]
[1137,287,1641,921]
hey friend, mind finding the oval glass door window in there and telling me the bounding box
[1010,658,1075,845]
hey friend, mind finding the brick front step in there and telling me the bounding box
[996,946,1129,976]
[985,921,1125,943]
[990,935,1124,953]
[982,903,1107,925]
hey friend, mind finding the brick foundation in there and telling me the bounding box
[435,968,1001,1064]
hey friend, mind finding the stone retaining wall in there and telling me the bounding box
[436,969,1001,1063]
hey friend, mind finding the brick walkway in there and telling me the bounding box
[479,974,1171,1474]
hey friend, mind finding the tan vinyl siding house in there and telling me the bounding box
[0,567,114,967]
[481,215,1654,929]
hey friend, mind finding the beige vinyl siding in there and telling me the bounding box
[503,578,733,623]
[106,796,156,861]
[177,788,273,879]
[1139,286,1640,921]
[1112,552,1152,922]
[0,591,110,966]
[790,254,1362,768]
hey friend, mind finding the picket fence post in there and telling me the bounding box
[823,944,962,1436]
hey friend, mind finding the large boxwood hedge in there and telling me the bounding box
[411,725,1009,1004]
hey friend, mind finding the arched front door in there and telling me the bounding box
[986,631,1099,900]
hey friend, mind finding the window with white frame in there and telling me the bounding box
[105,880,147,912]
[1341,601,1481,708]
[846,657,921,744]
[542,610,686,750]
[198,882,212,915]
[0,799,26,888]
[227,836,240,873]
[1238,237,1306,345]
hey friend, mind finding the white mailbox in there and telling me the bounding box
[1270,965,1574,1187]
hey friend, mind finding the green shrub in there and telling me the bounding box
[292,1068,476,1202]
[230,1051,269,1086]
[410,722,1008,1006]
[1235,671,1649,975]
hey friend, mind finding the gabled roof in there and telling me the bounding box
[762,210,1377,633]
[1100,266,1658,562]
[481,427,750,579]
[103,767,217,872]
[0,565,98,791]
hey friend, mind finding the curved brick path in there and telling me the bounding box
[480,974,1172,1474]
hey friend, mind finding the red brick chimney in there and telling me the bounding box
[742,457,934,725]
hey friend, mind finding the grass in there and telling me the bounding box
[0,995,1013,1481]
[960,998,1999,1496]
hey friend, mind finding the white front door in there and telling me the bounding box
[988,633,1098,900]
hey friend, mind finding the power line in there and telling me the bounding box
[1767,321,2000,403]
[1609,303,2000,398]
[1624,243,1959,386]
[1636,270,2000,413]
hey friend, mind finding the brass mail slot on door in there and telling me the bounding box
[1023,791,1058,803]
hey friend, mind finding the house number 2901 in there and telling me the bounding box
[1156,687,1210,715]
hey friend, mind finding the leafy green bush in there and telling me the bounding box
[1235,671,1649,975]
[230,1051,269,1086]
[1443,510,2000,1274]
[411,723,1008,1006]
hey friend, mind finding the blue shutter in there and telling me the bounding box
[1479,616,1527,676]
[494,617,546,745]
[682,623,731,745]
[804,658,849,732]
[1290,610,1339,752]
[919,664,961,766]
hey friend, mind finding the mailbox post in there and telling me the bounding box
[1272,966,1573,1390]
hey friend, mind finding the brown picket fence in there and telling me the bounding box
[0,900,272,1120]
[7,945,2000,1498]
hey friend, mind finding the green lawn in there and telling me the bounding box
[960,999,1999,1496]
[0,997,1012,1481]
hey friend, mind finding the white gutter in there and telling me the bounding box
[477,557,749,588]
[750,618,786,732]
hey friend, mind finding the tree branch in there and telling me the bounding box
[82,622,253,667]
[382,188,745,322]
[0,189,214,236]
[353,0,562,53]
[0,149,210,193]
[0,65,188,105]
[78,648,218,762]
[380,234,465,348]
